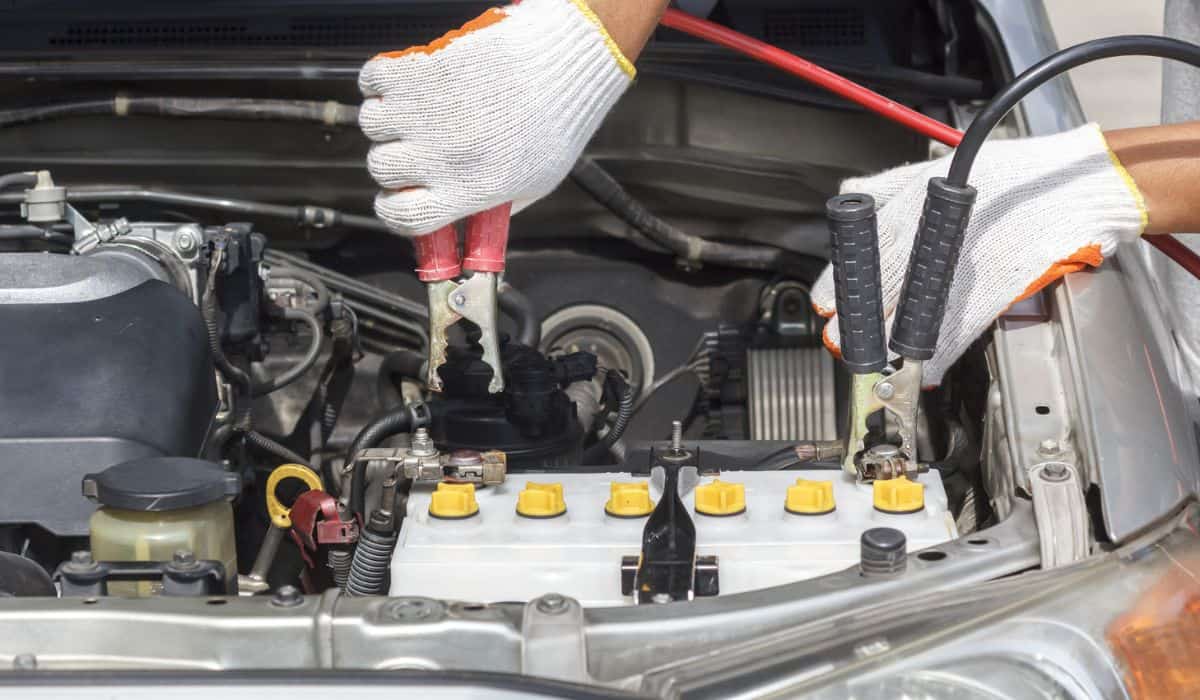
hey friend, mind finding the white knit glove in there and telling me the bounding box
[812,124,1148,385]
[359,0,635,237]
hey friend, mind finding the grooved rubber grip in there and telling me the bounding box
[889,177,977,360]
[413,224,461,282]
[827,194,886,374]
[462,203,512,273]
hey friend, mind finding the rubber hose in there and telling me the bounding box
[498,282,541,347]
[344,525,397,596]
[0,225,71,244]
[376,349,426,409]
[242,429,308,467]
[570,158,824,277]
[251,307,323,397]
[346,408,413,515]
[269,267,331,316]
[0,552,54,597]
[0,172,37,192]
[0,97,359,129]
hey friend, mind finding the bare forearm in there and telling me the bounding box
[586,0,670,62]
[1106,121,1200,235]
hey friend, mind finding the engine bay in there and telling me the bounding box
[0,1,1197,690]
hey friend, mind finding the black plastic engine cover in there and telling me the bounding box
[0,256,217,535]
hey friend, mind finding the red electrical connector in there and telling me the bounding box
[659,8,1200,281]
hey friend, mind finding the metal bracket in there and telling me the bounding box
[1029,458,1089,568]
[522,594,589,683]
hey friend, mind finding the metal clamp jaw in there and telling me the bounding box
[843,363,924,481]
[414,204,512,395]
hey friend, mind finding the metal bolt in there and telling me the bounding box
[12,654,36,671]
[874,381,896,400]
[1040,462,1070,482]
[271,585,304,608]
[452,293,467,307]
[650,593,673,604]
[1038,439,1061,456]
[70,551,93,566]
[382,598,438,622]
[172,549,197,568]
[670,420,683,452]
[535,593,570,614]
[175,230,196,253]
[409,427,437,457]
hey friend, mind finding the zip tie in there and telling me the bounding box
[114,95,130,117]
[323,100,341,126]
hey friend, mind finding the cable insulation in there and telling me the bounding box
[661,12,1200,279]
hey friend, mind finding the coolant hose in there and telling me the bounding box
[346,407,413,516]
[498,282,541,347]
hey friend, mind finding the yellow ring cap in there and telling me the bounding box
[695,479,746,517]
[785,478,835,515]
[429,482,480,519]
[265,463,323,529]
[873,476,925,514]
[516,482,566,518]
[605,481,654,518]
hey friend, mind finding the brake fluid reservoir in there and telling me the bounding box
[83,457,240,596]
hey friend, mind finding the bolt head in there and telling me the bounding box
[536,593,569,614]
[175,231,196,253]
[874,382,896,400]
[452,293,467,307]
[12,654,36,671]
[172,549,196,567]
[650,593,673,604]
[1038,439,1061,456]
[70,551,93,566]
[271,585,304,607]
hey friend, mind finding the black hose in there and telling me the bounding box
[0,224,71,245]
[582,372,636,465]
[251,306,324,397]
[0,187,388,234]
[346,408,413,516]
[269,267,331,316]
[0,96,359,130]
[242,429,308,467]
[498,282,541,348]
[570,158,824,277]
[0,171,36,192]
[948,35,1200,186]
[201,246,253,394]
[376,348,426,409]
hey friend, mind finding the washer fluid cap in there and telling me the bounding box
[82,457,241,512]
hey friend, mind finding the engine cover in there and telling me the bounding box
[0,254,217,535]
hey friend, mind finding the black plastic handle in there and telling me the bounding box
[827,194,886,374]
[889,177,977,360]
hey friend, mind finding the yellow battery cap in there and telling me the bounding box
[605,481,654,518]
[429,482,479,520]
[516,482,567,518]
[873,476,925,514]
[785,478,835,515]
[695,479,746,517]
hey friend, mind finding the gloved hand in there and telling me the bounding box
[812,124,1148,385]
[358,0,635,237]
